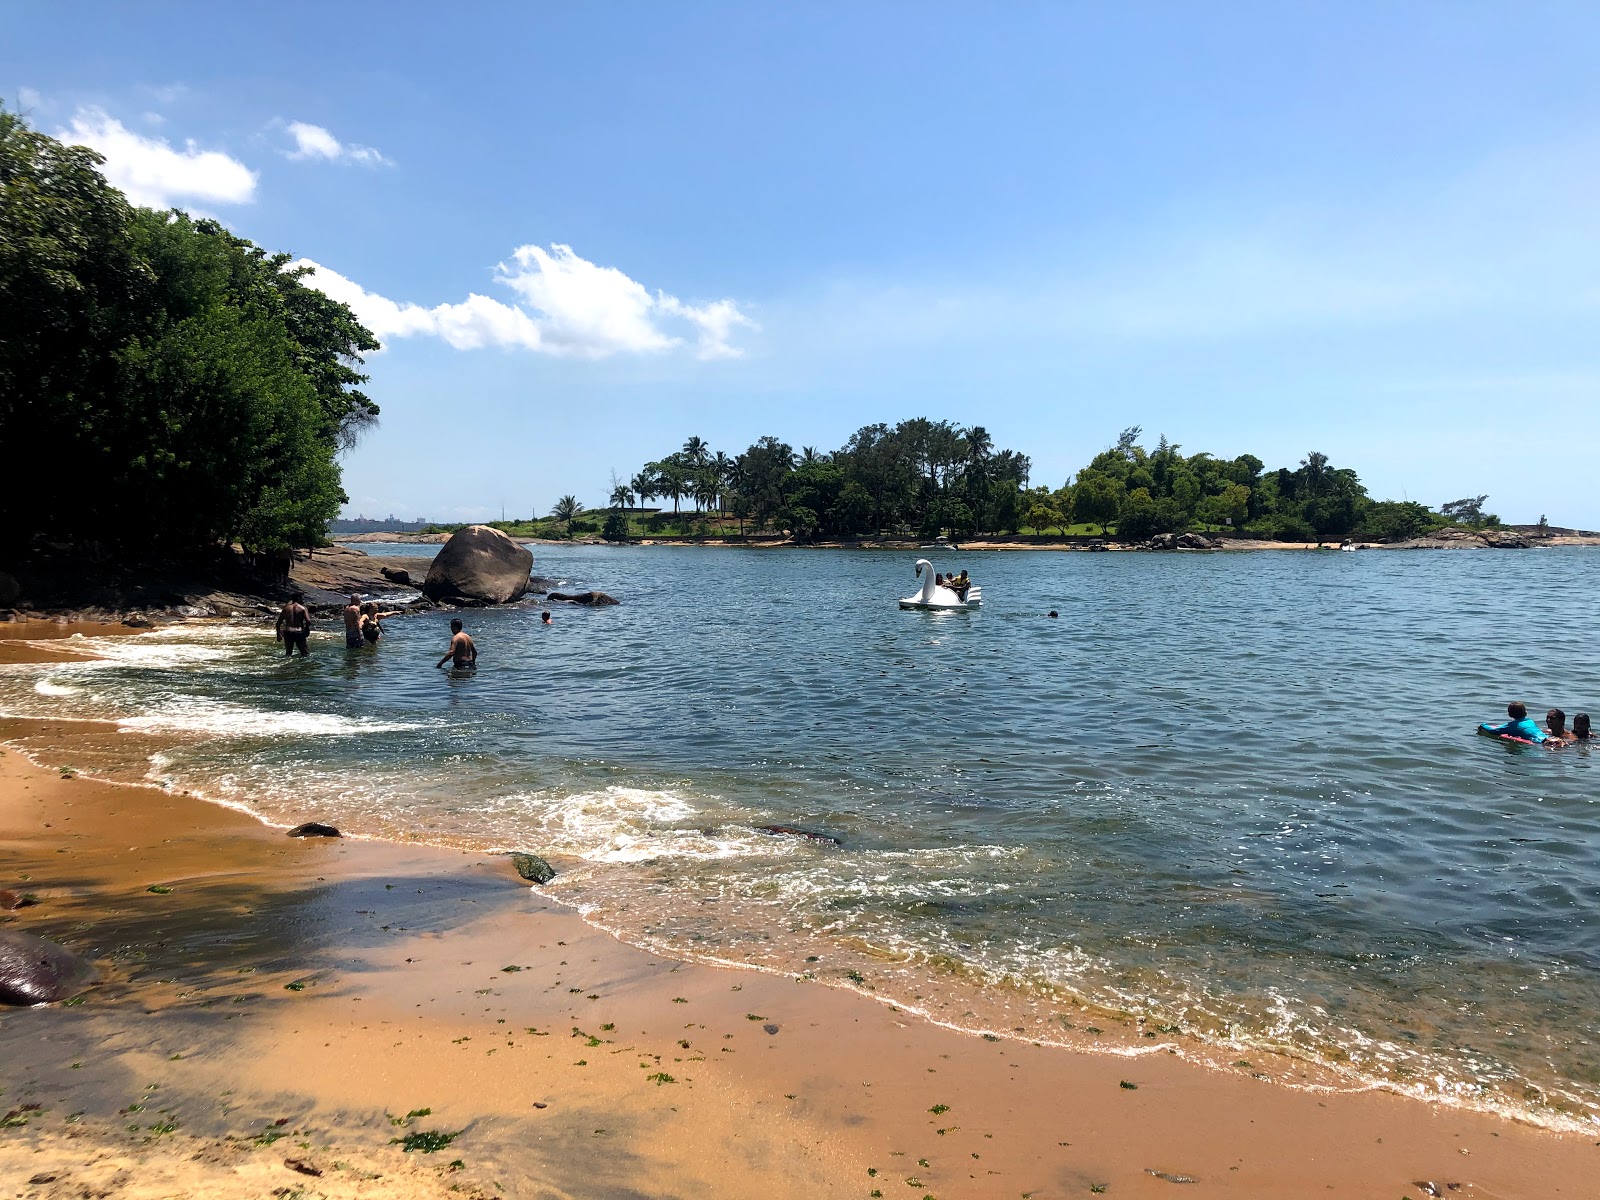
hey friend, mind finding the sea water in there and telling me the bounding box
[4,545,1598,1128]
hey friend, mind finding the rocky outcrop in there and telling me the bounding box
[1480,530,1531,549]
[422,526,533,604]
[0,930,97,1006]
[1138,532,1222,551]
[379,566,411,585]
[546,591,619,606]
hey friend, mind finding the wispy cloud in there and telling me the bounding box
[58,107,256,208]
[296,244,755,360]
[281,120,391,167]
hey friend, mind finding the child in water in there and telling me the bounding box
[1480,701,1548,743]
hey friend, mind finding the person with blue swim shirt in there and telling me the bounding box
[1480,701,1547,743]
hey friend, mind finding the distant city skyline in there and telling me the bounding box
[9,3,1600,525]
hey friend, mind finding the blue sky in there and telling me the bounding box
[9,3,1600,525]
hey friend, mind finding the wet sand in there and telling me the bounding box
[3,638,1598,1197]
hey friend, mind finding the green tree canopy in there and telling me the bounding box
[0,109,378,556]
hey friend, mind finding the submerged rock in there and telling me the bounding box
[511,852,557,884]
[0,930,97,1006]
[422,525,534,604]
[757,824,842,846]
[287,822,342,838]
[545,591,619,606]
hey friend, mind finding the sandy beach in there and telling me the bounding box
[1,628,1595,1198]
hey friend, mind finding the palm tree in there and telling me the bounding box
[799,445,821,466]
[657,460,686,515]
[609,483,632,511]
[631,470,657,511]
[709,451,733,512]
[550,495,583,534]
[682,436,710,467]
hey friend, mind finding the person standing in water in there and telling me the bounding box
[541,610,552,625]
[343,594,365,649]
[360,601,404,645]
[435,618,477,670]
[275,592,311,657]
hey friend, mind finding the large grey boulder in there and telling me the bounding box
[422,526,533,604]
[0,930,97,1005]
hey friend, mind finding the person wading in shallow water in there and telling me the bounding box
[343,594,365,649]
[435,618,477,670]
[275,592,311,657]
[360,601,403,645]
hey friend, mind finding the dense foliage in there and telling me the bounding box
[0,110,378,556]
[619,421,1031,541]
[614,425,1487,542]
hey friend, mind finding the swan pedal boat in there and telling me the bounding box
[900,558,982,610]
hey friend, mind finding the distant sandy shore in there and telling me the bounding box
[3,629,1596,1197]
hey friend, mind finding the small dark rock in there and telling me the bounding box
[0,930,98,1006]
[287,822,342,838]
[511,852,557,884]
[285,1158,323,1177]
[122,613,153,628]
[28,1174,57,1186]
[0,889,37,911]
[380,566,412,585]
[763,1023,779,1035]
[757,824,842,846]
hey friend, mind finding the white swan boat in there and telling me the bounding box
[899,559,982,610]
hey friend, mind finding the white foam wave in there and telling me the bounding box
[117,700,422,738]
[33,679,81,697]
[503,786,798,864]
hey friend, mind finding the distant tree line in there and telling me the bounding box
[615,421,1032,541]
[0,109,378,558]
[612,424,1497,543]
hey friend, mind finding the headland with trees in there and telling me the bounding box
[473,424,1528,546]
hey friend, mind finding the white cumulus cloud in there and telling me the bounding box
[283,120,391,167]
[294,243,754,360]
[58,107,256,208]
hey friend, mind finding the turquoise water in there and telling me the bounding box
[6,545,1599,1128]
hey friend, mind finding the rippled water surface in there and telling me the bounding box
[5,545,1599,1127]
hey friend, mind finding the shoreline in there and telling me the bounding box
[335,531,1600,552]
[4,631,1598,1195]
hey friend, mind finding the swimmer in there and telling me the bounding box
[541,610,552,625]
[1480,701,1547,743]
[1546,708,1570,742]
[435,618,477,670]
[1047,610,1058,618]
[1573,713,1592,742]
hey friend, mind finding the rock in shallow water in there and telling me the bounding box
[511,852,557,884]
[287,822,342,838]
[0,930,97,1006]
[422,525,534,604]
